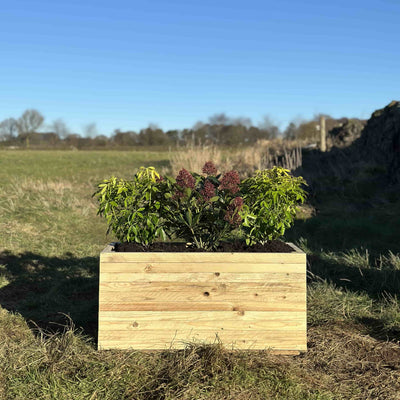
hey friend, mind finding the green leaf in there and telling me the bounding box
[186,210,192,226]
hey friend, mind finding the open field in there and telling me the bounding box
[1,150,400,399]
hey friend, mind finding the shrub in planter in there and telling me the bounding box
[94,163,307,352]
[93,162,306,249]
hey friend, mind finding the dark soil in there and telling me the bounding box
[114,240,295,253]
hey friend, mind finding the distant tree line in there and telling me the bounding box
[0,109,366,149]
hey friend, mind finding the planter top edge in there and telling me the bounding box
[100,242,305,255]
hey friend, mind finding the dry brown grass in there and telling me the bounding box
[169,140,302,177]
[293,323,400,399]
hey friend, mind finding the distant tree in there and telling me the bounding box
[0,117,18,140]
[65,134,81,148]
[93,135,109,147]
[35,132,60,146]
[17,109,45,148]
[83,123,98,138]
[208,113,230,126]
[258,116,280,139]
[112,129,138,146]
[189,122,210,145]
[244,126,262,143]
[232,117,252,128]
[283,122,298,140]
[219,124,247,145]
[296,120,319,141]
[165,129,180,145]
[138,124,170,146]
[192,121,204,130]
[51,118,70,139]
[181,128,194,144]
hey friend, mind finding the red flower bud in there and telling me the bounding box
[200,179,216,202]
[202,161,218,176]
[176,168,195,189]
[219,170,240,194]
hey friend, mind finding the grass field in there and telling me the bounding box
[1,150,400,399]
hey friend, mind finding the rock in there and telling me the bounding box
[329,118,366,147]
[355,100,400,182]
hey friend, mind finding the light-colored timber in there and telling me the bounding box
[100,272,305,283]
[98,242,307,353]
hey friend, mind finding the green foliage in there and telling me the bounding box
[93,167,166,246]
[241,167,307,245]
[94,163,307,249]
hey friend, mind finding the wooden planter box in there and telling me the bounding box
[98,243,307,353]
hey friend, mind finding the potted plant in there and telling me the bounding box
[94,162,307,353]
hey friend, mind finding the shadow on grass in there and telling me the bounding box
[285,150,400,341]
[307,252,400,298]
[287,216,400,342]
[0,251,99,342]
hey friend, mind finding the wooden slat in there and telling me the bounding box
[98,311,306,331]
[100,252,306,264]
[98,330,307,351]
[100,280,305,291]
[99,342,306,351]
[99,300,306,312]
[99,282,305,305]
[99,272,305,283]
[100,262,305,274]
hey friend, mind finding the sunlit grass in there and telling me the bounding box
[1,149,400,399]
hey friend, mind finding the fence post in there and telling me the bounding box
[320,116,326,152]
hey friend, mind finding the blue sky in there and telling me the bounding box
[0,0,399,135]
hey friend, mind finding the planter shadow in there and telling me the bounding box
[0,250,99,341]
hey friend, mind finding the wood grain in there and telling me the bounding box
[100,271,305,283]
[99,311,306,331]
[99,300,306,312]
[100,252,306,264]
[100,262,305,274]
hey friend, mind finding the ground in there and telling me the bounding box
[0,149,399,399]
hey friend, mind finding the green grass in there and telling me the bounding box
[1,149,400,399]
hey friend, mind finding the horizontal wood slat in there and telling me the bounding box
[100,280,305,292]
[100,262,304,274]
[98,330,307,351]
[100,272,304,283]
[99,283,305,304]
[99,311,306,331]
[99,301,306,312]
[100,271,305,283]
[100,252,305,264]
